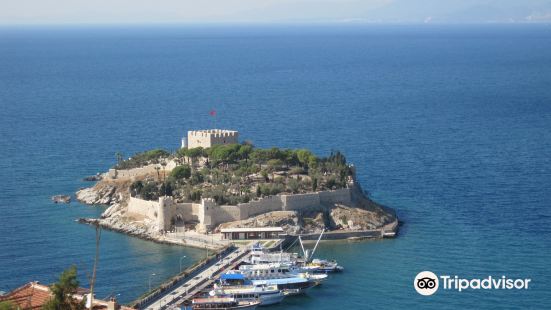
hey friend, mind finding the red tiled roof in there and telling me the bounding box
[0,282,52,309]
[0,282,133,310]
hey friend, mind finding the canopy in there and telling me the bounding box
[220,273,245,280]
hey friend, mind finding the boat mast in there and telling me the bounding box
[298,235,307,259]
[309,229,325,262]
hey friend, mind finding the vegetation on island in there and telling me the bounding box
[120,143,353,205]
[114,149,170,170]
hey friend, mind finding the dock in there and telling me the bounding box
[140,246,252,310]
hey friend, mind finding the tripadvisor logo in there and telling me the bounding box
[414,271,439,296]
[414,271,532,296]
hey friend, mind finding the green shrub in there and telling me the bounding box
[287,179,300,193]
[170,165,191,180]
[114,149,170,170]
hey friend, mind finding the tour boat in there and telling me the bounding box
[221,265,327,295]
[209,283,285,306]
[191,297,260,309]
[238,263,328,283]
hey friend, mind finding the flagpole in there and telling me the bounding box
[210,109,217,129]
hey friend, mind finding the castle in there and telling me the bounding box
[122,128,360,233]
[182,129,239,149]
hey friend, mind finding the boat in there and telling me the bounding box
[238,262,328,283]
[302,259,344,273]
[250,277,321,295]
[248,243,297,265]
[219,269,325,295]
[210,283,285,306]
[247,231,344,274]
[191,297,260,309]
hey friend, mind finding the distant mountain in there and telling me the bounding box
[362,0,551,23]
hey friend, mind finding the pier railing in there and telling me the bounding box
[128,245,235,309]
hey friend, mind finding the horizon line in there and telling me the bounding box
[1,20,551,27]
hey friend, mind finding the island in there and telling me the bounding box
[77,129,398,248]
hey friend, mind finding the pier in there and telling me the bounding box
[139,245,253,310]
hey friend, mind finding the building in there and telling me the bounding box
[0,281,132,310]
[220,227,284,240]
[186,129,239,149]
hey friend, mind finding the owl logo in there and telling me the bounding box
[414,271,439,296]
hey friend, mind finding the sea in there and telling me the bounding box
[1,24,550,309]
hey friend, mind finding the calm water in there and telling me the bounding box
[1,24,550,308]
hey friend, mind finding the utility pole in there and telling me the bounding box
[88,221,102,309]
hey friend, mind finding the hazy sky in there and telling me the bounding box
[1,0,551,24]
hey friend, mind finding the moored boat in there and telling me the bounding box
[210,283,285,306]
[302,258,344,273]
[191,297,260,309]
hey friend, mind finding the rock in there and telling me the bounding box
[329,204,382,230]
[101,203,124,218]
[51,195,71,204]
[301,212,327,233]
[83,173,102,182]
[76,184,119,205]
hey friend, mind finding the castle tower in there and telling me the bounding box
[157,196,173,232]
[197,198,216,233]
[187,129,239,149]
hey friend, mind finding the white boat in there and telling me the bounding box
[248,231,344,274]
[238,263,328,283]
[191,297,260,309]
[302,259,344,273]
[220,268,325,295]
[210,284,285,306]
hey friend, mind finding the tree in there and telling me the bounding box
[296,149,314,168]
[267,159,284,170]
[130,180,144,197]
[140,182,159,200]
[114,149,169,170]
[160,160,168,181]
[237,144,253,162]
[287,178,300,194]
[186,147,204,169]
[154,166,161,181]
[42,266,86,310]
[170,165,192,180]
[115,152,124,166]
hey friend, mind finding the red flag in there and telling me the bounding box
[209,109,216,116]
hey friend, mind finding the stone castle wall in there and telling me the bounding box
[127,197,159,219]
[127,187,352,232]
[281,192,321,212]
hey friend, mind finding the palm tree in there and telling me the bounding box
[160,160,167,181]
[115,152,123,167]
[154,166,161,181]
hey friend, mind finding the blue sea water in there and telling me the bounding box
[1,24,550,309]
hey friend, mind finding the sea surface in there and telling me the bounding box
[1,24,550,309]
